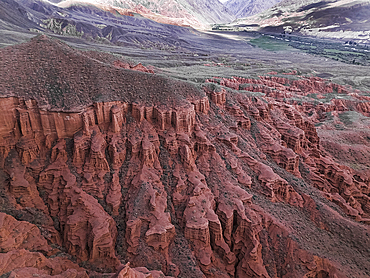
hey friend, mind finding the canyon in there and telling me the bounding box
[0,35,369,277]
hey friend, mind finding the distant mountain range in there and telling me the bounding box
[225,0,282,18]
[0,0,202,46]
[55,0,236,28]
[4,0,368,44]
[227,0,370,42]
[1,0,297,32]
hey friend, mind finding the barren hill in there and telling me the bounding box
[0,35,204,111]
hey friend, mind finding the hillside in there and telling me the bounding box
[228,0,370,42]
[225,0,282,18]
[56,0,236,28]
[0,0,222,50]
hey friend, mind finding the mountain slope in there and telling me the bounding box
[0,0,42,30]
[1,0,227,51]
[225,0,282,18]
[229,0,370,42]
[56,0,236,28]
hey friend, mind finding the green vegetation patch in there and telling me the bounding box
[249,36,293,51]
[289,40,370,66]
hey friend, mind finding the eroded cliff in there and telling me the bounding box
[0,35,369,278]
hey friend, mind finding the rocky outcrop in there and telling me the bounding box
[312,156,370,221]
[113,61,154,74]
[4,150,48,213]
[183,171,236,275]
[0,213,51,254]
[63,187,119,267]
[303,256,346,278]
[120,121,176,274]
[207,74,370,223]
[0,84,357,277]
[0,249,87,277]
[254,125,300,177]
[113,263,172,278]
[39,155,119,269]
[106,173,122,216]
[204,85,227,107]
[1,38,369,277]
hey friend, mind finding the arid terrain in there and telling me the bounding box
[220,0,370,43]
[0,0,370,277]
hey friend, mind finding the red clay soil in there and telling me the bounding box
[0,35,369,278]
[0,35,204,112]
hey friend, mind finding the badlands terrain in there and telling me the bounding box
[0,0,370,277]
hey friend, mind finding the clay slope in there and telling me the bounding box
[0,36,370,277]
[0,35,202,111]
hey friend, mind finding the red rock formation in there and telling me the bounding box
[39,148,120,269]
[106,173,122,216]
[63,187,119,267]
[204,85,227,107]
[206,74,370,225]
[0,213,51,254]
[80,128,109,198]
[0,249,87,277]
[4,150,48,213]
[183,171,235,274]
[1,37,370,278]
[303,256,346,278]
[113,263,172,278]
[0,88,357,277]
[8,268,86,278]
[122,123,176,273]
[113,60,155,74]
[254,125,300,177]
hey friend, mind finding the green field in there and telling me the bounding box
[249,36,293,51]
